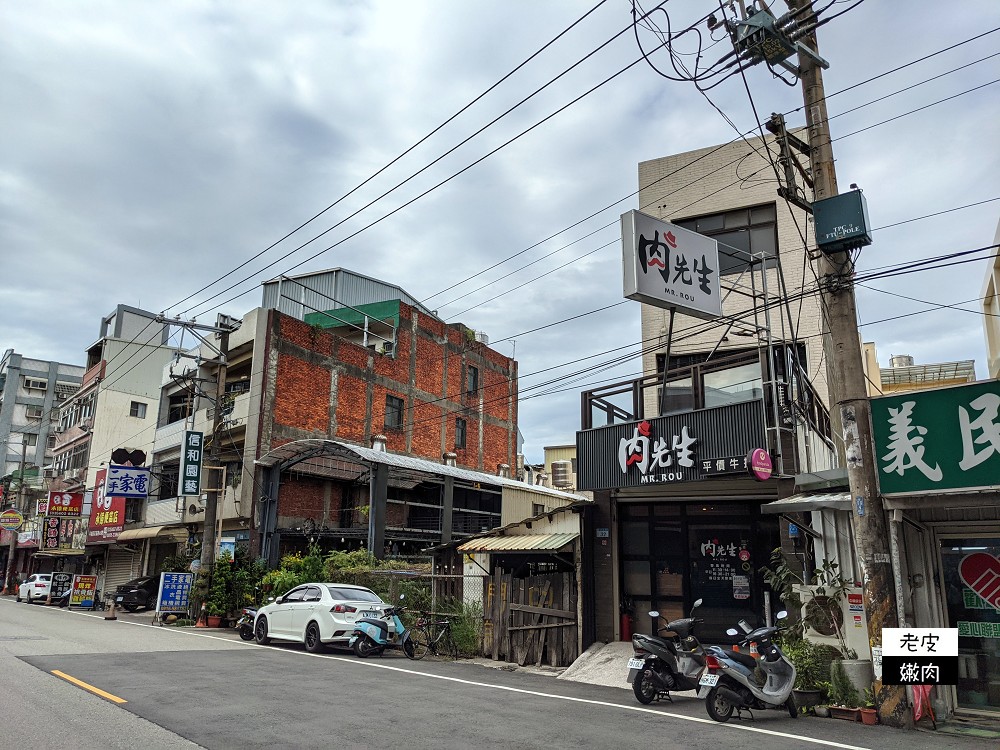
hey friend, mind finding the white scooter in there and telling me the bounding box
[697,611,797,722]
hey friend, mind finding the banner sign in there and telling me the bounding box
[156,572,194,614]
[621,210,722,320]
[871,380,1000,495]
[50,571,73,599]
[43,517,88,554]
[70,574,98,608]
[180,431,204,496]
[46,491,84,517]
[0,509,23,531]
[106,464,150,498]
[87,469,125,544]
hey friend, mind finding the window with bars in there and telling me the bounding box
[455,417,467,449]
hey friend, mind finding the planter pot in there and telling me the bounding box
[860,708,878,725]
[814,705,831,718]
[206,615,223,628]
[793,689,823,708]
[829,706,861,722]
[840,659,874,694]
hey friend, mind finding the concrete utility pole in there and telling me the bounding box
[3,440,29,593]
[199,325,230,577]
[787,0,906,727]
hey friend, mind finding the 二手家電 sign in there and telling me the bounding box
[180,430,204,496]
[156,572,194,615]
[621,210,722,320]
[105,464,150,498]
[882,627,958,685]
[70,574,98,608]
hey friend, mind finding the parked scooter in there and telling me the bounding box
[626,598,707,704]
[349,594,413,658]
[698,611,797,722]
[236,607,257,641]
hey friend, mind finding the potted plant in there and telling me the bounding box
[827,660,862,721]
[813,681,833,717]
[783,637,825,709]
[859,687,878,725]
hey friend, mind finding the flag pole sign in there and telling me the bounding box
[621,210,722,320]
[882,627,957,685]
[180,430,204,496]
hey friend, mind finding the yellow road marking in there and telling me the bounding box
[51,670,127,704]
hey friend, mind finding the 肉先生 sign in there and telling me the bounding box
[871,380,1000,495]
[621,210,722,320]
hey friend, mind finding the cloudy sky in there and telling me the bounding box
[2,0,998,462]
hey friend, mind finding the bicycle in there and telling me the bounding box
[405,613,458,660]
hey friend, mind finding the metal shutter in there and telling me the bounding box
[102,547,141,597]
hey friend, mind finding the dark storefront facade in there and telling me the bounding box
[578,399,792,642]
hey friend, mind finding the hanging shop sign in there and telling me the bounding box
[180,430,204,496]
[621,210,722,320]
[747,448,773,481]
[87,468,125,544]
[42,516,88,554]
[871,380,1000,495]
[576,400,766,490]
[46,491,84,517]
[0,509,23,531]
[105,464,150,498]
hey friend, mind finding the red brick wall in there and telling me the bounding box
[273,353,329,433]
[281,477,325,520]
[335,374,366,443]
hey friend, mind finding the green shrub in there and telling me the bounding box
[448,600,483,657]
[829,659,861,708]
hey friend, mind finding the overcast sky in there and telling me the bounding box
[2,0,998,463]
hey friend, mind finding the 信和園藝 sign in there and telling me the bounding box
[871,380,1000,495]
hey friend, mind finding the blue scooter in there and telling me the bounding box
[349,594,414,658]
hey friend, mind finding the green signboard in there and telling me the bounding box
[871,380,1000,495]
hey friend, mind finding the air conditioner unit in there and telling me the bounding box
[375,341,394,355]
[53,425,65,434]
[792,584,870,658]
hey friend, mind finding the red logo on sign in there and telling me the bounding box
[960,553,1000,610]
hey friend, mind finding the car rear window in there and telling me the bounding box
[326,586,382,603]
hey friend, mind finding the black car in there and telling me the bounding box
[114,576,159,612]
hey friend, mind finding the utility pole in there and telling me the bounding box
[199,322,231,577]
[786,0,906,727]
[3,440,29,594]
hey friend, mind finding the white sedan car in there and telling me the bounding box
[17,573,52,604]
[253,583,388,653]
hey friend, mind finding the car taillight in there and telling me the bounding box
[35,583,46,588]
[704,655,722,670]
[331,604,357,614]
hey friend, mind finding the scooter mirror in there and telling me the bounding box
[648,610,660,618]
[692,598,703,609]
[726,628,740,636]
[776,610,788,620]
[399,594,405,601]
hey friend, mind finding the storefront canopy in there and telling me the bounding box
[116,525,187,542]
[457,532,579,553]
[760,491,852,514]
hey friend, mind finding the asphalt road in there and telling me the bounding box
[1,597,994,750]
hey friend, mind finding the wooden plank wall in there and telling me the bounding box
[483,571,578,667]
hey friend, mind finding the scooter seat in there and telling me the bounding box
[721,649,758,671]
[357,617,389,634]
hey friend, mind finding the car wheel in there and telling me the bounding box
[15,591,22,603]
[145,593,157,611]
[304,622,325,654]
[122,603,139,613]
[632,668,658,705]
[254,616,271,645]
[353,634,379,658]
[26,592,33,604]
[706,686,734,723]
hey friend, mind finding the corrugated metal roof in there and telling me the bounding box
[760,491,852,514]
[458,532,578,552]
[256,438,589,503]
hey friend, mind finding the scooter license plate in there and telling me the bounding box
[699,673,720,687]
[627,658,645,670]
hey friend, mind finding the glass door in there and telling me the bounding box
[940,537,1000,712]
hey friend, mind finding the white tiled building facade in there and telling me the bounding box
[637,134,830,410]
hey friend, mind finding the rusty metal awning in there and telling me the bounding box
[457,532,578,553]
[760,491,852,514]
[116,525,186,542]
